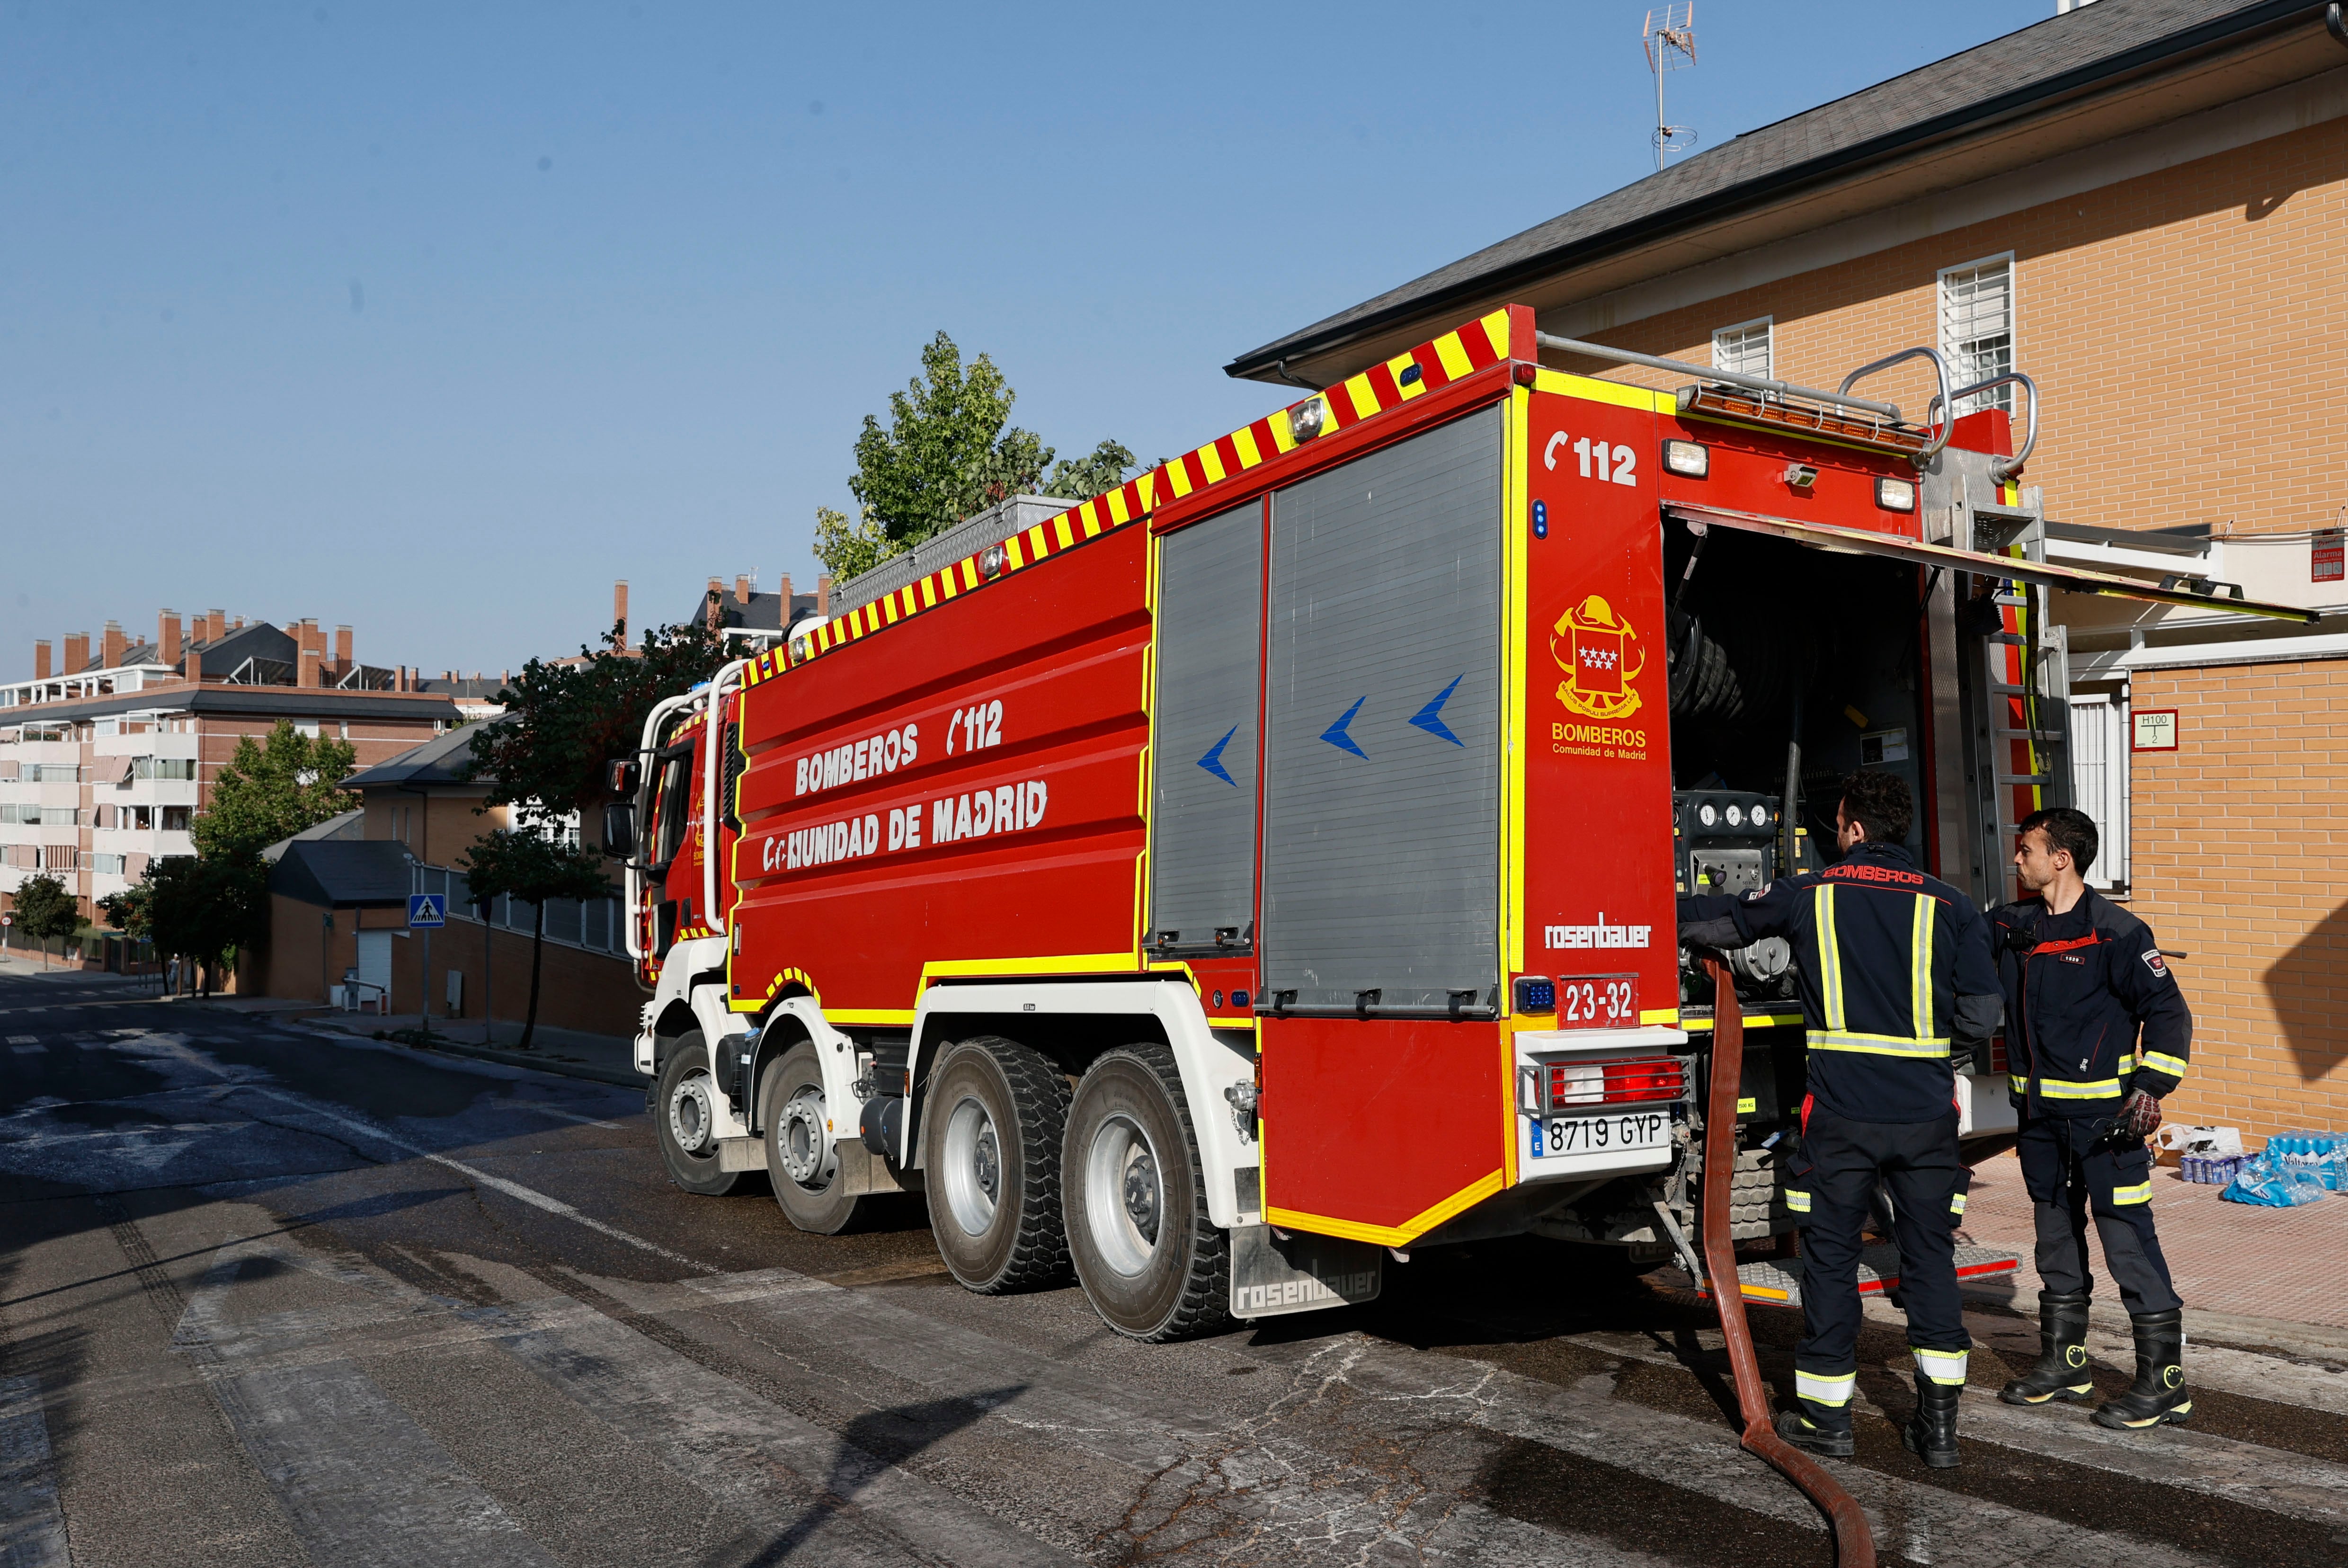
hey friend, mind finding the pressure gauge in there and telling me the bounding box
[1725,804,1745,827]
[1698,802,1718,827]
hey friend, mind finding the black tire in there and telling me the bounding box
[921,1035,1070,1292]
[762,1039,871,1235]
[1062,1043,1229,1342]
[655,1033,743,1196]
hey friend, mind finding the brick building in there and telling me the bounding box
[0,607,461,938]
[249,721,642,1041]
[1230,0,2348,1135]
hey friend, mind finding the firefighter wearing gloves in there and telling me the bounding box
[1990,807,2193,1431]
[1680,770,2001,1469]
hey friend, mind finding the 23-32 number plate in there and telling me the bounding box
[1559,975,1636,1028]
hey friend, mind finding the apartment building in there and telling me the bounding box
[0,607,461,925]
[1229,0,2348,1135]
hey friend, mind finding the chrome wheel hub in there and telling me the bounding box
[778,1087,836,1188]
[1084,1114,1164,1278]
[668,1072,718,1157]
[942,1096,1003,1238]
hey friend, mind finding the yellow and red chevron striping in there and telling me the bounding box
[739,306,1518,691]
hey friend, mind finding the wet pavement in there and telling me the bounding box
[5,966,2347,1566]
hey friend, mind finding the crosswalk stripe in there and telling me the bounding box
[0,1376,70,1568]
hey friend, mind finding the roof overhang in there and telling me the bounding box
[1664,503,2320,623]
[1227,2,2343,388]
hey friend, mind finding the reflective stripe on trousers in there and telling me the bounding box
[1796,1369,1856,1407]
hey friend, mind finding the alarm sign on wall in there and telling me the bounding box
[2132,709,2179,752]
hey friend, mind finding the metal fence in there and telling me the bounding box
[409,863,625,955]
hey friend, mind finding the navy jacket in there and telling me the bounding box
[1681,842,2001,1123]
[1988,888,2191,1118]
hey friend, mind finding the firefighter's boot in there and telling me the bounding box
[1998,1290,2094,1406]
[1774,1401,1854,1458]
[2093,1309,2190,1430]
[1901,1373,1962,1469]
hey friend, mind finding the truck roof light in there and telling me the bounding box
[1663,439,1709,478]
[1877,476,1917,512]
[979,543,1007,580]
[1287,397,1325,444]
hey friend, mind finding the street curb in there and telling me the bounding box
[306,1021,650,1091]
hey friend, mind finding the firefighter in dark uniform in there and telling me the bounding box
[1680,770,2001,1469]
[1991,806,2193,1431]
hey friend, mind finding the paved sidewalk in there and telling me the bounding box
[305,1008,647,1087]
[1957,1146,2348,1336]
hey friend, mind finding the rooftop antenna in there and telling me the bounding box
[1643,4,1698,172]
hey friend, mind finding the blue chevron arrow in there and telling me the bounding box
[1320,696,1369,758]
[1196,724,1240,786]
[1408,675,1467,746]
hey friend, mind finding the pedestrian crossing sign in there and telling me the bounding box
[407,894,447,928]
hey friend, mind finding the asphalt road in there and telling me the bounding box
[5,968,2347,1568]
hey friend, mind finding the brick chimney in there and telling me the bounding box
[334,624,351,668]
[101,621,126,669]
[159,611,182,668]
[34,641,51,680]
[613,580,629,648]
[64,632,89,673]
[778,573,794,610]
[705,578,724,635]
[298,647,321,687]
[735,573,751,605]
[204,609,225,642]
[186,649,203,684]
[817,576,833,615]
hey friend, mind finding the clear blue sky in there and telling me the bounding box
[2,0,2055,682]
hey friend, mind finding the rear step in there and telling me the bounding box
[1684,1242,2021,1308]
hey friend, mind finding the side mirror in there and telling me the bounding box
[601,802,637,860]
[606,757,640,796]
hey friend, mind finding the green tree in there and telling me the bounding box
[10,873,82,964]
[194,721,359,862]
[811,332,1133,578]
[122,856,261,996]
[463,617,723,826]
[460,827,614,1050]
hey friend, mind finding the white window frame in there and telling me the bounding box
[1711,315,1774,381]
[2067,692,2129,891]
[1939,252,2016,416]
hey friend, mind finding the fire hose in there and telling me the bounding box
[1699,954,1876,1568]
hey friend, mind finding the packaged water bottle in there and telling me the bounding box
[2183,1153,2202,1184]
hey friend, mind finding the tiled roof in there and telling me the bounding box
[1226,0,2306,381]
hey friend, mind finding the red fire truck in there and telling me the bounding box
[605,305,2306,1342]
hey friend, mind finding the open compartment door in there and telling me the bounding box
[1661,504,2317,624]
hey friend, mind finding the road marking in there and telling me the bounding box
[47,1031,707,1273]
[6,1036,37,1044]
[485,1100,622,1131]
[0,1375,69,1568]
[239,1087,709,1271]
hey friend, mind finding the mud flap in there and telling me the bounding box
[1228,1225,1382,1319]
[835,1135,906,1196]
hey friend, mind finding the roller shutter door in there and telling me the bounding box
[1149,502,1263,952]
[1261,408,1503,1012]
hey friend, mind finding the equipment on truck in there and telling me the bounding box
[605,306,2309,1354]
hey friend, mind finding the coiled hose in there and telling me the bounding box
[1700,955,1876,1568]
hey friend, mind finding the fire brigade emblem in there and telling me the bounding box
[1550,595,1646,721]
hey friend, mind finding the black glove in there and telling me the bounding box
[2119,1088,2162,1140]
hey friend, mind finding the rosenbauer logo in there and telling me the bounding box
[1550,595,1645,722]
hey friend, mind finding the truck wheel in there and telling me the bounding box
[655,1033,742,1197]
[1063,1044,1230,1342]
[761,1039,870,1235]
[921,1036,1070,1292]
